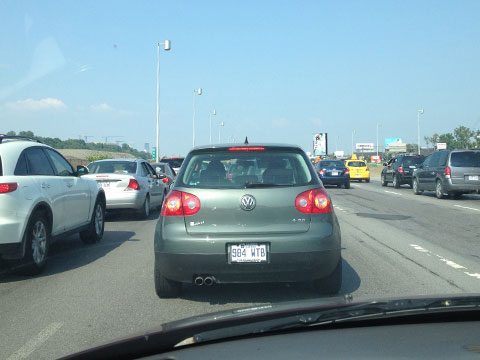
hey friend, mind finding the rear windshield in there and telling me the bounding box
[403,156,424,166]
[87,161,137,174]
[318,161,345,169]
[450,151,480,167]
[177,150,315,188]
[153,164,166,173]
[161,158,184,168]
[347,161,366,167]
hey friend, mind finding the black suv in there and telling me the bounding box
[412,149,480,199]
[381,154,424,188]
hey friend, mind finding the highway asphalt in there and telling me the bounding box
[1,180,479,359]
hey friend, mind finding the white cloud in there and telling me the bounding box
[91,103,114,112]
[272,118,289,128]
[5,98,67,111]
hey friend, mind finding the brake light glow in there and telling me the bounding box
[319,169,326,176]
[126,179,140,190]
[161,190,201,216]
[366,167,370,172]
[295,188,333,214]
[344,169,350,175]
[162,177,169,184]
[228,147,265,151]
[445,166,451,179]
[0,183,18,194]
[398,166,403,174]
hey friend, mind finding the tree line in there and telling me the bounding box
[4,131,149,159]
[424,126,480,150]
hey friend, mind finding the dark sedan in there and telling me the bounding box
[315,160,350,188]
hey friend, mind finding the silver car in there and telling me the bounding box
[84,159,168,218]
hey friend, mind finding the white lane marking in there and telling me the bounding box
[454,204,480,212]
[410,244,477,280]
[384,190,402,195]
[7,322,63,360]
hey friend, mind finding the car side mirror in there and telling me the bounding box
[383,162,388,166]
[76,165,89,176]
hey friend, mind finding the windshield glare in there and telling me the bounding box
[87,161,137,174]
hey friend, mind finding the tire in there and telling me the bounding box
[344,181,350,189]
[366,178,370,183]
[138,195,150,219]
[436,180,445,199]
[80,198,105,244]
[381,174,388,187]
[393,175,400,188]
[412,178,422,195]
[154,264,181,298]
[312,259,342,295]
[15,213,50,275]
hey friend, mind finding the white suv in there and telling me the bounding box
[0,135,106,275]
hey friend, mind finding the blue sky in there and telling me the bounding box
[1,0,480,156]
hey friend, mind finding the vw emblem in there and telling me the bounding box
[240,194,256,211]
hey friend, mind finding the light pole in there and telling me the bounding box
[351,130,356,157]
[218,121,224,143]
[192,88,202,148]
[376,122,382,157]
[156,40,171,162]
[417,109,424,155]
[209,109,216,144]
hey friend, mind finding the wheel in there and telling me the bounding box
[138,195,150,219]
[312,258,342,295]
[436,180,445,199]
[15,213,50,275]
[366,178,370,183]
[381,174,388,186]
[393,175,400,188]
[412,178,422,195]
[344,181,350,189]
[80,198,105,244]
[154,264,181,298]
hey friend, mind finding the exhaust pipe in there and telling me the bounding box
[194,276,204,286]
[204,276,215,286]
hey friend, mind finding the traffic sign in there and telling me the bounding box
[152,147,156,160]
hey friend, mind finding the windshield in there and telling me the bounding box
[403,156,424,166]
[451,151,480,167]
[87,161,137,174]
[2,2,480,359]
[178,150,314,188]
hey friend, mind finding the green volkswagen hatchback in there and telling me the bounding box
[154,144,342,298]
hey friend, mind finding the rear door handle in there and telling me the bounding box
[41,183,50,189]
[66,183,73,187]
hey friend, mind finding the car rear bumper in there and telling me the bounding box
[155,249,341,284]
[350,174,369,180]
[0,209,26,253]
[444,181,480,193]
[104,191,144,210]
[320,176,349,185]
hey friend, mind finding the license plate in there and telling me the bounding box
[100,182,110,188]
[469,176,479,181]
[356,174,361,177]
[332,171,339,176]
[229,243,268,263]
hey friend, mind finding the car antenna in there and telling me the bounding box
[244,137,249,144]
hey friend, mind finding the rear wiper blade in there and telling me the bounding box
[244,182,294,188]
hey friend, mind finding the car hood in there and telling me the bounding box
[61,293,480,360]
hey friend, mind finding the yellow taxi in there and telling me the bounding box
[345,157,370,182]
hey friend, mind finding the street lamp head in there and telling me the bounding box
[418,109,424,115]
[220,121,224,127]
[378,122,382,127]
[212,109,216,115]
[164,40,171,51]
[196,88,202,95]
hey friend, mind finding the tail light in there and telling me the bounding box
[398,166,403,174]
[366,167,370,172]
[126,179,140,191]
[445,166,451,179]
[344,169,350,175]
[295,188,333,214]
[318,169,326,176]
[0,183,18,194]
[162,177,169,184]
[161,190,201,216]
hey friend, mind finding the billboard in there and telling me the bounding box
[385,137,403,149]
[313,133,328,156]
[356,143,374,151]
[436,142,447,150]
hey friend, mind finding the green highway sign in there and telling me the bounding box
[152,147,156,160]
